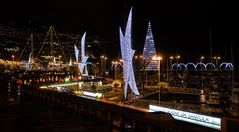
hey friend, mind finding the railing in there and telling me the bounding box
[168,87,207,95]
[20,85,216,132]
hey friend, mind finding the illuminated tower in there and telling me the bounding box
[142,22,158,71]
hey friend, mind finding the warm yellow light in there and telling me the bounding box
[152,56,162,60]
[214,56,221,59]
[169,56,174,59]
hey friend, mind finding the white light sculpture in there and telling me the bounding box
[26,51,33,71]
[119,7,140,99]
[74,44,79,63]
[74,32,89,76]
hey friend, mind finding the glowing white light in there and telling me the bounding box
[79,32,89,76]
[74,44,79,63]
[78,82,82,88]
[40,86,48,89]
[119,7,140,98]
[64,78,70,82]
[149,105,221,130]
[83,91,102,98]
[47,82,79,88]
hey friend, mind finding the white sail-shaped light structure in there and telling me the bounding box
[26,51,33,71]
[79,32,89,76]
[74,32,89,76]
[74,44,79,63]
[119,8,140,99]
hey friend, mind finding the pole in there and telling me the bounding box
[167,59,169,83]
[158,59,161,83]
[100,58,103,76]
[114,65,117,79]
[158,59,161,103]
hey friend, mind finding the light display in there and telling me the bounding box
[74,44,79,63]
[142,22,158,71]
[74,32,89,76]
[119,7,140,99]
[79,32,89,76]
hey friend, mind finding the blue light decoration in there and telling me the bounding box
[185,62,196,70]
[119,7,140,99]
[205,63,215,70]
[195,62,206,70]
[219,62,234,70]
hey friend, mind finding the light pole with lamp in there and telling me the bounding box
[214,56,221,67]
[169,56,174,69]
[176,55,180,63]
[112,61,117,79]
[152,55,162,103]
[100,55,107,76]
[200,56,204,62]
[11,55,15,65]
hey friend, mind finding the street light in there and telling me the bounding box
[176,55,180,63]
[152,56,162,83]
[11,55,15,65]
[112,61,117,79]
[152,55,162,104]
[100,55,107,76]
[200,56,204,62]
[169,56,174,69]
[214,56,221,66]
[59,55,61,63]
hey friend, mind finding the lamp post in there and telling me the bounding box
[152,55,162,103]
[11,55,15,66]
[169,56,174,69]
[200,56,204,62]
[214,56,221,66]
[59,55,62,69]
[100,55,107,76]
[112,61,117,79]
[176,55,180,63]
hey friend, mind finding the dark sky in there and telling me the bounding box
[0,0,238,63]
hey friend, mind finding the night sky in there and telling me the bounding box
[0,0,238,63]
